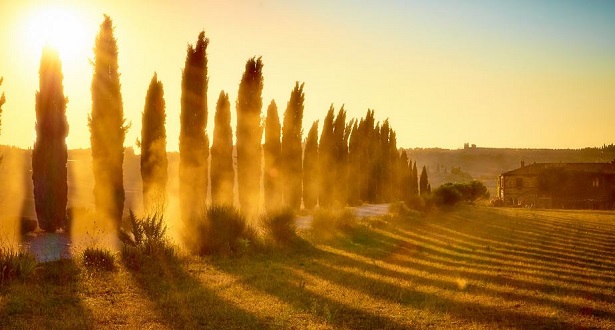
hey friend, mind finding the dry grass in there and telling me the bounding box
[1,205,614,329]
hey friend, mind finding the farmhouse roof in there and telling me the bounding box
[501,163,615,176]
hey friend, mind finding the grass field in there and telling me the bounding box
[1,206,614,329]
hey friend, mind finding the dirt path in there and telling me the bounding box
[296,204,390,230]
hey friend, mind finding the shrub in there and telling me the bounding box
[120,210,176,270]
[185,205,253,255]
[433,184,463,206]
[82,247,115,271]
[311,208,358,235]
[261,208,297,244]
[20,217,38,235]
[490,198,505,207]
[0,247,37,285]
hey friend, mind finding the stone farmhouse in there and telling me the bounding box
[497,162,615,209]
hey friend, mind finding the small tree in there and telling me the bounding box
[419,165,429,195]
[179,31,209,222]
[264,100,282,211]
[281,82,305,210]
[210,91,234,205]
[33,47,69,232]
[236,57,264,217]
[140,73,168,211]
[90,15,128,228]
[303,121,319,209]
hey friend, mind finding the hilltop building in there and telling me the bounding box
[497,162,615,209]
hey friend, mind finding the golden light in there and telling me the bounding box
[22,5,89,62]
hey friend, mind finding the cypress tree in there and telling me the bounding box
[303,121,319,210]
[236,57,264,217]
[399,151,411,203]
[32,47,69,232]
[318,106,335,208]
[420,165,429,195]
[281,82,305,210]
[332,107,349,206]
[0,77,4,136]
[90,15,128,227]
[411,161,419,195]
[388,129,399,201]
[179,31,209,222]
[140,73,167,211]
[263,100,282,211]
[210,91,234,205]
[347,121,360,205]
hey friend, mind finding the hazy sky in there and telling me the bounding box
[0,0,613,151]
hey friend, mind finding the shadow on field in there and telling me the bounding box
[0,259,95,329]
[124,252,269,329]
[213,206,615,328]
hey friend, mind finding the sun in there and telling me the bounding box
[23,6,90,62]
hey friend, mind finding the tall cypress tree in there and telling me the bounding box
[318,106,335,208]
[347,121,360,205]
[281,82,305,210]
[263,100,282,211]
[179,31,209,222]
[420,165,429,195]
[0,77,4,137]
[236,57,264,217]
[399,151,411,203]
[33,47,68,232]
[90,15,128,228]
[411,161,419,195]
[140,73,167,211]
[210,91,234,205]
[332,107,349,206]
[303,121,319,210]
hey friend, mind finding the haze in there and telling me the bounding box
[0,0,613,151]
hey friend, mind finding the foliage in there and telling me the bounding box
[179,31,209,223]
[121,210,175,270]
[263,100,282,211]
[20,217,38,235]
[318,106,336,208]
[236,57,264,217]
[281,82,305,210]
[90,15,128,228]
[32,47,69,232]
[140,73,168,210]
[419,165,429,195]
[261,208,297,245]
[82,247,116,271]
[303,121,319,209]
[311,208,358,235]
[210,91,234,205]
[433,183,463,206]
[0,247,37,285]
[185,205,252,255]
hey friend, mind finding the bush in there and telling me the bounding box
[120,210,176,270]
[20,217,38,235]
[433,184,463,206]
[185,205,253,255]
[490,198,505,207]
[0,247,37,285]
[261,208,297,244]
[82,247,115,271]
[311,208,358,235]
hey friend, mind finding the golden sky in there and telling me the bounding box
[0,0,614,151]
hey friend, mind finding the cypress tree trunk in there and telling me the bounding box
[211,91,234,206]
[140,73,168,212]
[236,57,264,217]
[90,15,128,228]
[33,47,68,232]
[179,31,209,222]
[264,100,282,211]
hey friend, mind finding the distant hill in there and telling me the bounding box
[404,146,615,194]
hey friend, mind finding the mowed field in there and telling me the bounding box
[1,206,614,329]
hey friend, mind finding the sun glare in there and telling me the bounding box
[23,6,89,62]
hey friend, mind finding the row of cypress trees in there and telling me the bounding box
[27,15,427,232]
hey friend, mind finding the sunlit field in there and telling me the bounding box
[1,205,614,329]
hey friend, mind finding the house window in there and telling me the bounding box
[516,178,523,188]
